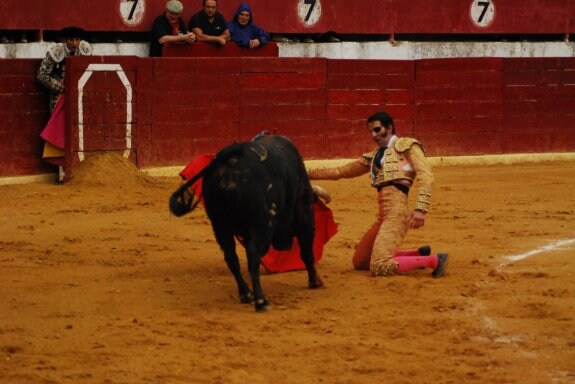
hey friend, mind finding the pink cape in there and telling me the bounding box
[40,95,66,149]
[179,155,338,273]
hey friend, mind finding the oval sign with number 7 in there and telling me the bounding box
[298,0,322,26]
[470,0,495,28]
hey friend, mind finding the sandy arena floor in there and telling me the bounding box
[1,154,574,384]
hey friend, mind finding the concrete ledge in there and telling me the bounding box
[2,41,574,60]
[428,152,575,167]
[141,166,185,178]
[279,41,575,60]
[3,152,574,185]
[0,173,56,186]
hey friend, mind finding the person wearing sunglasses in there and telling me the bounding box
[307,111,448,278]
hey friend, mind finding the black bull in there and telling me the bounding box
[169,135,323,311]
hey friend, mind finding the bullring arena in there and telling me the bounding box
[1,153,575,383]
[1,0,575,383]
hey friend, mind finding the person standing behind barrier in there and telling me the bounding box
[37,26,92,183]
[188,0,230,45]
[37,26,91,114]
[227,2,269,49]
[149,0,196,57]
[307,110,449,278]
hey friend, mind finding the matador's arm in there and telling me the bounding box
[406,144,434,213]
[307,158,369,180]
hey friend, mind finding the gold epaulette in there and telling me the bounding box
[394,138,423,153]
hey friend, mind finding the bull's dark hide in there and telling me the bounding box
[169,135,323,311]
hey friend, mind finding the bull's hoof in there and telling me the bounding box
[308,276,324,289]
[240,291,253,304]
[255,299,270,312]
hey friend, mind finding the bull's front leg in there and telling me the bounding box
[298,230,324,289]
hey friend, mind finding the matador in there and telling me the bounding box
[308,111,448,278]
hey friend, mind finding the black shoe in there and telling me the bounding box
[272,35,289,43]
[418,245,431,256]
[432,253,448,278]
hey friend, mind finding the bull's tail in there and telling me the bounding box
[169,171,205,217]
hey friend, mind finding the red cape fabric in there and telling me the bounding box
[179,154,213,198]
[179,154,338,273]
[40,96,66,149]
[260,199,337,273]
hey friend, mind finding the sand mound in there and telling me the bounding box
[69,152,161,187]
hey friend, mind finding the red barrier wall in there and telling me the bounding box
[163,42,278,57]
[1,56,574,179]
[1,0,573,35]
[415,59,504,155]
[0,59,52,175]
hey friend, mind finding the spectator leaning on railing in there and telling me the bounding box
[227,2,270,49]
[149,0,196,57]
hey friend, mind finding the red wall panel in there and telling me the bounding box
[421,131,504,156]
[502,54,575,153]
[1,56,574,178]
[240,104,325,121]
[415,58,504,144]
[0,59,51,176]
[163,42,278,58]
[238,120,326,140]
[328,60,413,75]
[241,58,326,74]
[289,134,329,159]
[241,89,326,105]
[240,73,325,89]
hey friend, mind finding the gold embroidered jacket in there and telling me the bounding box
[308,137,434,212]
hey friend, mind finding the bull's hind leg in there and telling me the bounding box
[217,231,253,304]
[297,228,323,289]
[245,238,269,311]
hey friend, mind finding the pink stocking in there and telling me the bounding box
[395,248,421,256]
[393,255,438,274]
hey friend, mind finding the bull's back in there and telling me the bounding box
[202,141,279,232]
[202,136,312,237]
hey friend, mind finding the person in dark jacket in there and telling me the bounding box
[189,0,230,45]
[149,0,196,57]
[227,2,269,49]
